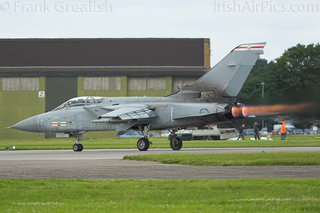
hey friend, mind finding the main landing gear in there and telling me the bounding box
[73,134,83,152]
[136,126,183,151]
[137,125,151,151]
[137,138,150,151]
[169,129,183,151]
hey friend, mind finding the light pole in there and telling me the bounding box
[261,82,265,128]
[261,82,265,98]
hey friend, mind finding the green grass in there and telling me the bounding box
[0,135,319,150]
[0,179,319,212]
[124,152,320,166]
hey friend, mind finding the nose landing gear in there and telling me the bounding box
[73,133,83,152]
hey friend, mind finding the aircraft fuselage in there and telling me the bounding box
[13,96,229,134]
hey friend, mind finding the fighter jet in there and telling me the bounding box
[11,42,266,152]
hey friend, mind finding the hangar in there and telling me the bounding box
[0,38,210,138]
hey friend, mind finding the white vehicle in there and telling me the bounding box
[160,130,170,137]
[260,128,268,135]
[162,128,236,140]
[273,123,295,131]
[185,127,236,140]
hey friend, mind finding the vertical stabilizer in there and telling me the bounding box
[175,42,266,98]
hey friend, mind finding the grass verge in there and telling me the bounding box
[124,152,320,166]
[0,179,320,213]
[0,135,319,150]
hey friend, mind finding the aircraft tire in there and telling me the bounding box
[73,144,80,152]
[78,144,83,152]
[170,137,183,151]
[137,138,149,151]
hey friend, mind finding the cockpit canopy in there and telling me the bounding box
[54,97,104,111]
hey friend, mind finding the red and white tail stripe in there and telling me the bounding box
[52,121,67,127]
[234,44,265,51]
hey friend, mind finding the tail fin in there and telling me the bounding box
[174,42,266,98]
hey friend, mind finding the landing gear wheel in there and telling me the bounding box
[78,144,83,152]
[73,133,83,152]
[137,138,150,151]
[73,144,79,152]
[170,137,183,151]
[73,143,83,152]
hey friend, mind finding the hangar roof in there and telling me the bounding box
[0,38,210,76]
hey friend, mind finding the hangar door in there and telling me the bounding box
[45,77,77,138]
[45,77,78,112]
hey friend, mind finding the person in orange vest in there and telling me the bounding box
[280,121,287,140]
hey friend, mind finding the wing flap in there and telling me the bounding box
[100,105,157,121]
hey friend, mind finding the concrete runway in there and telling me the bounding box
[1,147,320,179]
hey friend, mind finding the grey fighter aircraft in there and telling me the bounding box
[11,42,266,152]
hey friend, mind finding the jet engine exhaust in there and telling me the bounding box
[231,103,314,118]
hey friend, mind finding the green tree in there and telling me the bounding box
[238,43,320,104]
[273,43,320,102]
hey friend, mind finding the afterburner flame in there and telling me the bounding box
[231,106,243,118]
[232,103,313,118]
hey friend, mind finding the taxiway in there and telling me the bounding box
[0,147,319,179]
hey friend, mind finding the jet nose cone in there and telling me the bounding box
[11,115,40,132]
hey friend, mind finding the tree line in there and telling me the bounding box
[237,43,320,127]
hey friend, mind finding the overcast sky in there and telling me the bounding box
[1,0,319,65]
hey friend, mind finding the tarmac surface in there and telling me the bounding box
[1,147,320,179]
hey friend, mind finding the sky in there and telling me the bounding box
[1,0,320,65]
